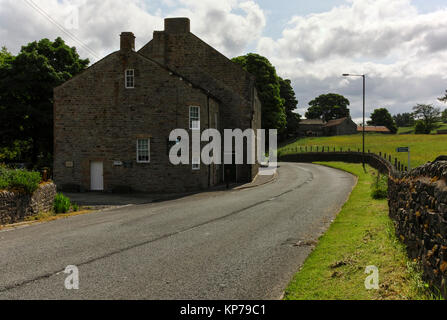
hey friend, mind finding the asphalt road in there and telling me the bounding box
[0,162,356,299]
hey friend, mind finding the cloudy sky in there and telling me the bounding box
[1,0,447,122]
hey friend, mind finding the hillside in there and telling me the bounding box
[279,133,447,168]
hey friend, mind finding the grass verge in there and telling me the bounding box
[283,162,434,300]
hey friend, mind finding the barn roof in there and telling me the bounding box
[358,126,391,133]
[323,117,348,127]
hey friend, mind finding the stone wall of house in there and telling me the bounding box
[0,182,56,225]
[54,49,220,193]
[139,18,261,182]
[388,160,447,295]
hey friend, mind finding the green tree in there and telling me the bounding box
[0,38,89,164]
[414,120,430,134]
[279,77,300,138]
[393,112,415,127]
[367,108,397,133]
[438,90,447,103]
[232,53,286,132]
[305,93,350,122]
[441,109,447,124]
[0,46,13,67]
[412,104,440,134]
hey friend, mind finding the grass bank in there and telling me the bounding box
[278,133,447,167]
[283,162,433,300]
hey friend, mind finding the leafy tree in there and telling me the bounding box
[367,108,397,133]
[0,38,89,164]
[305,93,350,122]
[441,109,447,124]
[278,77,300,138]
[414,120,430,134]
[0,46,13,67]
[438,90,447,103]
[412,104,440,134]
[393,112,415,127]
[232,53,286,132]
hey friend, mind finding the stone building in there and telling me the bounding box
[53,18,261,193]
[298,117,357,137]
[297,119,325,136]
[323,117,357,136]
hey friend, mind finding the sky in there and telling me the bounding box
[1,0,447,123]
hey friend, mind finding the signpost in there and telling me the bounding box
[396,147,410,170]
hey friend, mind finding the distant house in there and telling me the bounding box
[298,119,325,136]
[298,117,357,137]
[323,117,357,136]
[358,126,391,134]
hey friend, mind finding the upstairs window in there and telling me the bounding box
[189,106,200,130]
[125,69,134,88]
[136,138,150,163]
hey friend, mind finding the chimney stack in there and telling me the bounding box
[120,32,135,51]
[164,17,190,34]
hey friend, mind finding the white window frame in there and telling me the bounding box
[125,69,135,89]
[192,156,200,170]
[189,106,200,130]
[136,138,150,163]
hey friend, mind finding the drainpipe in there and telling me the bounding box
[207,93,210,188]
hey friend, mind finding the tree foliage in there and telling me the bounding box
[438,90,447,103]
[305,93,350,122]
[441,109,447,124]
[412,104,441,134]
[278,77,300,138]
[367,108,397,134]
[393,112,415,127]
[232,53,287,133]
[0,38,89,165]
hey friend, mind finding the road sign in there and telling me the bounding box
[396,147,410,170]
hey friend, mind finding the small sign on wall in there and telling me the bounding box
[113,161,123,166]
[65,161,74,168]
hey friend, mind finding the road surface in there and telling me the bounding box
[0,162,356,299]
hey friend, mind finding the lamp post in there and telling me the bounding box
[342,73,366,167]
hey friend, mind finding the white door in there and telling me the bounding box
[90,161,104,191]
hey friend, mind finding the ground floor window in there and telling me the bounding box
[137,138,150,163]
[192,157,200,170]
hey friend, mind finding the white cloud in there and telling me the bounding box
[170,0,266,56]
[256,0,447,118]
[0,0,265,60]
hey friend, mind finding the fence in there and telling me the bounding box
[278,146,406,172]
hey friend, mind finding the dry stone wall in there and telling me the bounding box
[0,182,56,225]
[388,160,447,295]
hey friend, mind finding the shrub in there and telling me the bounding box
[54,193,71,214]
[371,172,388,199]
[414,121,431,134]
[72,203,79,212]
[0,165,41,194]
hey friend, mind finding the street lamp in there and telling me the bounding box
[342,73,366,167]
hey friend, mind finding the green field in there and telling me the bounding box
[279,133,447,168]
[284,163,433,300]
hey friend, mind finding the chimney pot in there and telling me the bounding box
[120,32,135,51]
[165,18,190,34]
